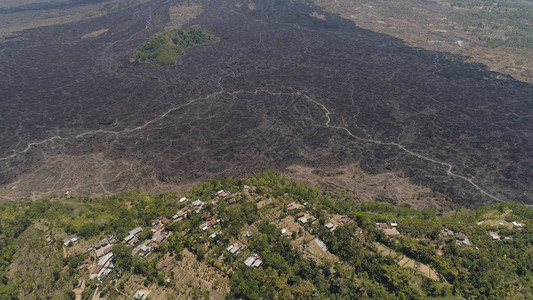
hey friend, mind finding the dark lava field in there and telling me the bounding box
[0,0,531,204]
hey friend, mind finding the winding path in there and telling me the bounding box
[300,92,506,203]
[0,88,517,204]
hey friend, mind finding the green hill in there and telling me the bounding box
[0,171,532,299]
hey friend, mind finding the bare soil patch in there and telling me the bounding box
[82,28,109,39]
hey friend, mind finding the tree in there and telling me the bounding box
[113,244,132,271]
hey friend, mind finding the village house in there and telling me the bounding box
[107,235,118,244]
[95,244,113,258]
[210,230,222,239]
[191,199,204,212]
[94,238,109,250]
[139,245,151,257]
[226,243,243,255]
[512,221,524,228]
[63,234,79,247]
[314,238,328,252]
[216,190,229,198]
[129,227,143,236]
[340,217,354,225]
[77,258,91,270]
[325,222,335,231]
[134,290,150,300]
[90,265,103,280]
[441,228,454,237]
[173,207,189,220]
[376,223,389,230]
[298,216,308,224]
[156,258,171,271]
[244,254,263,268]
[455,232,471,245]
[152,232,166,244]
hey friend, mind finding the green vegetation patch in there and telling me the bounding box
[448,0,533,49]
[0,172,532,299]
[131,27,219,66]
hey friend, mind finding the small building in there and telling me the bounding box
[455,232,471,245]
[156,258,171,270]
[455,232,466,241]
[252,259,263,267]
[227,243,242,255]
[95,245,113,258]
[208,219,219,227]
[152,232,166,243]
[489,232,500,240]
[129,227,143,236]
[325,222,335,230]
[124,234,135,243]
[179,197,187,203]
[98,252,113,266]
[244,256,256,267]
[90,265,103,280]
[441,229,454,237]
[216,190,228,198]
[390,222,398,227]
[107,235,118,244]
[314,238,328,252]
[139,245,150,257]
[191,199,203,207]
[228,198,236,204]
[210,230,222,239]
[376,223,388,230]
[133,290,149,300]
[340,217,354,225]
[281,228,288,235]
[298,216,308,224]
[295,212,305,218]
[246,231,253,239]
[128,236,140,247]
[63,235,79,247]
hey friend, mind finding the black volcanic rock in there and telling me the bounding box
[0,0,531,204]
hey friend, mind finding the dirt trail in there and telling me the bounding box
[0,88,516,206]
[73,280,85,300]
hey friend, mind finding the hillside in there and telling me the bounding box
[0,0,532,206]
[1,172,532,299]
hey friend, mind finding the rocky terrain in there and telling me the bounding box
[0,0,531,205]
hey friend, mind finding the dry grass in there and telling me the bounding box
[284,164,454,211]
[312,0,532,82]
[166,2,204,30]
